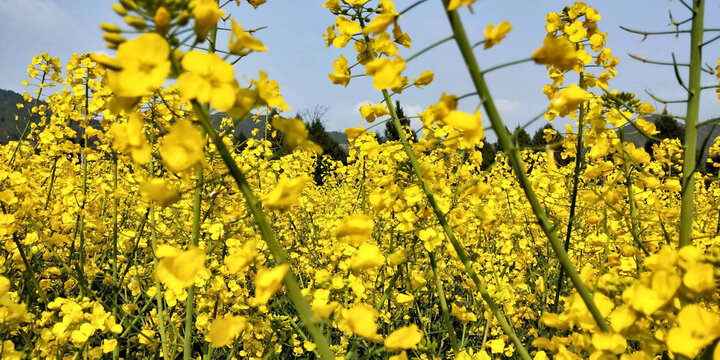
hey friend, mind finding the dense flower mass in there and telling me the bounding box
[1,1,719,360]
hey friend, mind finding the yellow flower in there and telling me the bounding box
[106,33,170,98]
[359,103,389,122]
[156,245,206,291]
[263,176,310,209]
[608,305,636,333]
[270,116,322,153]
[108,113,151,164]
[335,214,374,246]
[225,241,257,273]
[140,179,181,207]
[592,332,627,354]
[194,0,225,39]
[451,304,478,323]
[343,303,382,342]
[413,70,434,88]
[483,22,512,49]
[365,57,406,90]
[683,262,715,293]
[628,270,681,316]
[532,36,577,71]
[206,315,247,348]
[159,119,206,173]
[363,13,397,36]
[488,339,505,354]
[229,19,267,54]
[178,51,237,111]
[350,243,385,272]
[322,0,341,13]
[254,71,290,111]
[442,110,485,147]
[333,16,361,48]
[251,264,289,306]
[564,20,587,42]
[666,305,720,358]
[549,84,591,117]
[447,0,477,11]
[384,324,422,351]
[101,339,118,353]
[329,55,351,86]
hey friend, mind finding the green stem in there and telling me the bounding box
[356,8,532,358]
[183,156,204,360]
[148,104,171,360]
[679,0,705,247]
[191,101,335,360]
[442,1,610,332]
[429,252,459,354]
[10,70,47,166]
[551,73,585,314]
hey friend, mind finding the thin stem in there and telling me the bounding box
[551,73,585,313]
[356,9,532,358]
[429,253,459,354]
[406,35,454,63]
[482,57,533,75]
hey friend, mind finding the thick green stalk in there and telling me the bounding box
[679,0,705,247]
[191,101,335,360]
[443,2,610,331]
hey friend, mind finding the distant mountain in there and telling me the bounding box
[209,112,348,144]
[618,113,720,163]
[0,89,350,146]
[0,89,38,144]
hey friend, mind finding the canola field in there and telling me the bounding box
[0,0,719,359]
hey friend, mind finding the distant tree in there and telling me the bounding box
[494,125,530,153]
[513,126,532,147]
[643,114,684,156]
[297,105,348,184]
[530,123,561,147]
[480,142,496,170]
[233,132,249,152]
[382,100,416,143]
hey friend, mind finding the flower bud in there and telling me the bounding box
[154,6,171,35]
[100,23,121,33]
[103,33,126,44]
[124,15,147,30]
[111,3,127,16]
[119,0,138,10]
[177,10,191,26]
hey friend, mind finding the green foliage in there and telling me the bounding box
[382,100,416,143]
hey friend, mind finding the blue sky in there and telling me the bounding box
[2,0,720,138]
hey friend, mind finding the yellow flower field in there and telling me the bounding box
[0,0,719,359]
